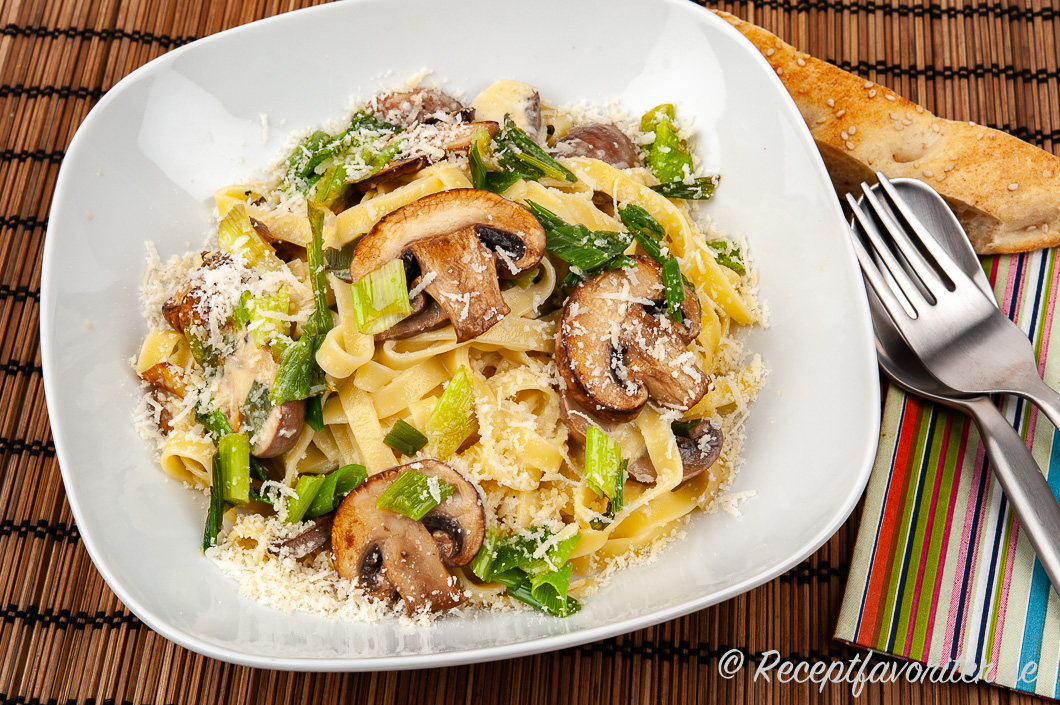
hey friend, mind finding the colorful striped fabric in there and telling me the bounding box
[835,248,1060,699]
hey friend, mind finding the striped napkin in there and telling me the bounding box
[835,248,1060,699]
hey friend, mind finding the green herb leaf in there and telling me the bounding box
[496,116,576,183]
[305,463,367,518]
[650,176,720,200]
[492,568,581,617]
[707,240,745,273]
[375,469,455,521]
[305,394,324,433]
[383,419,429,457]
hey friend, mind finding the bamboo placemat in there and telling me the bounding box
[1,0,1056,702]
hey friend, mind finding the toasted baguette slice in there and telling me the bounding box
[714,10,1060,255]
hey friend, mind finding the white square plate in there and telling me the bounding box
[41,0,880,669]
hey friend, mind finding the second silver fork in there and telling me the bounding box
[847,173,1060,430]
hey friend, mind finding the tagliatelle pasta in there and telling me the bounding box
[133,79,766,620]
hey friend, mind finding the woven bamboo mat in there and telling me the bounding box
[1,0,1056,702]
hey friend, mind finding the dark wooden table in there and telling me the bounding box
[1,0,1054,702]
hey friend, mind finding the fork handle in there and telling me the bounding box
[967,396,1060,593]
[1007,370,1060,434]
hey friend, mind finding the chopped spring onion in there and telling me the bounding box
[671,419,700,437]
[197,407,233,441]
[640,103,695,184]
[202,455,227,550]
[350,259,413,335]
[375,469,455,521]
[249,486,274,506]
[708,240,745,274]
[468,127,492,191]
[383,419,429,457]
[661,256,687,323]
[481,529,582,617]
[283,112,401,195]
[270,203,332,405]
[527,201,634,281]
[650,176,720,201]
[233,288,291,348]
[425,366,477,459]
[324,239,360,283]
[470,527,503,581]
[492,568,580,617]
[285,474,327,524]
[250,456,270,483]
[495,116,576,183]
[584,425,628,513]
[305,394,324,433]
[216,204,283,271]
[305,463,367,519]
[240,381,272,440]
[218,433,251,505]
[184,326,221,371]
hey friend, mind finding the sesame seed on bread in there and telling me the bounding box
[713,9,1060,255]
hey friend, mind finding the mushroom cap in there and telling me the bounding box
[626,420,724,485]
[554,124,642,169]
[556,256,708,421]
[416,460,486,567]
[252,399,306,458]
[348,189,546,342]
[369,88,465,128]
[331,461,484,615]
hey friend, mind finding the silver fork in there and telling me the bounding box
[847,173,1060,430]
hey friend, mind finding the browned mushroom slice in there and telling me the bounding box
[369,88,465,128]
[433,121,500,151]
[269,516,334,559]
[353,156,430,192]
[252,400,306,458]
[415,460,486,566]
[375,297,449,341]
[348,189,547,342]
[553,125,642,169]
[626,420,724,485]
[141,362,187,397]
[332,465,471,614]
[161,251,235,332]
[556,256,708,421]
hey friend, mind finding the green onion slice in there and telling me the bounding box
[202,456,228,550]
[218,433,251,505]
[305,463,367,518]
[350,259,413,335]
[285,474,327,524]
[375,469,455,521]
[661,256,687,323]
[425,366,477,459]
[650,176,720,201]
[383,419,429,457]
[584,425,627,513]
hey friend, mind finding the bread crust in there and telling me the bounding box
[714,10,1060,255]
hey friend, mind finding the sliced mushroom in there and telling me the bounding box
[553,124,642,169]
[626,420,724,485]
[348,189,546,342]
[559,388,720,486]
[418,460,486,566]
[556,256,708,421]
[353,156,430,192]
[141,361,186,397]
[331,461,485,614]
[269,516,334,559]
[369,88,465,128]
[430,120,501,151]
[161,251,235,332]
[216,333,306,458]
[375,297,449,341]
[470,80,543,144]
